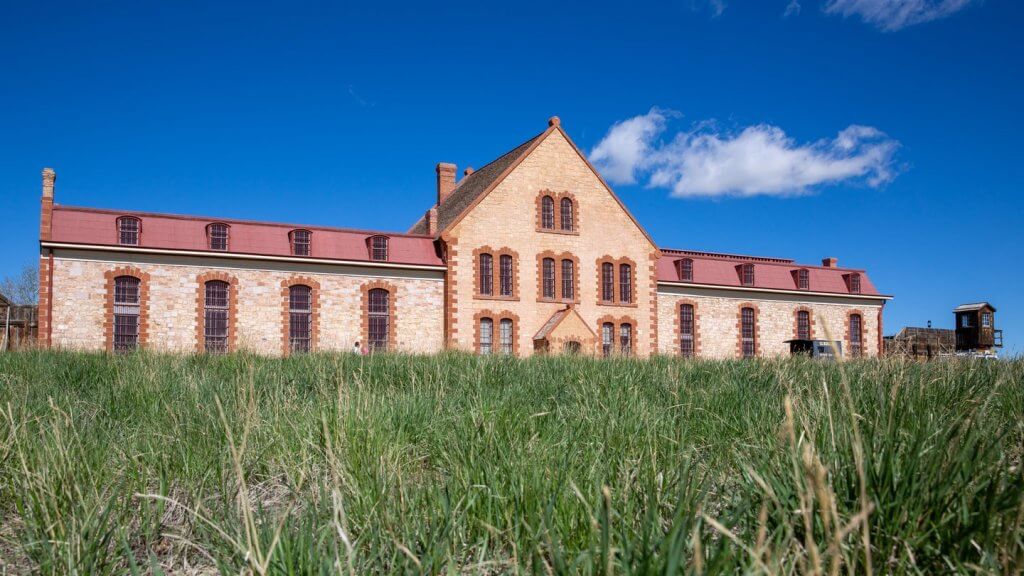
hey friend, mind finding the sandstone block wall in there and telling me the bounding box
[49,253,444,355]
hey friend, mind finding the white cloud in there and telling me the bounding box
[784,0,802,17]
[823,0,977,31]
[589,110,901,198]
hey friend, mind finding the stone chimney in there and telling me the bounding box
[436,163,457,205]
[463,167,474,177]
[822,257,838,268]
[425,206,439,236]
[40,168,55,241]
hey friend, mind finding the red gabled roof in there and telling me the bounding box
[48,205,444,267]
[656,248,885,297]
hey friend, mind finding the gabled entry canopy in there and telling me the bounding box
[533,307,597,355]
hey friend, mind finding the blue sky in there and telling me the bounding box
[2,0,1021,355]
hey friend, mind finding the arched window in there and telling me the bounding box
[677,258,693,282]
[207,223,229,251]
[797,310,811,340]
[542,258,555,299]
[499,319,513,355]
[561,259,574,300]
[113,276,140,351]
[560,197,574,231]
[601,263,614,302]
[479,318,493,355]
[619,264,632,304]
[290,229,311,256]
[741,307,756,358]
[680,304,695,358]
[499,254,513,297]
[541,196,555,229]
[601,323,614,357]
[740,263,755,287]
[849,313,863,358]
[479,253,493,296]
[619,323,632,356]
[369,236,389,261]
[288,285,312,353]
[797,269,810,290]
[367,288,390,352]
[117,217,141,246]
[204,280,230,353]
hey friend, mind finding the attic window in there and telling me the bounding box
[369,235,389,261]
[117,217,141,246]
[290,229,311,256]
[676,258,693,282]
[740,263,755,287]
[207,223,229,251]
[797,269,810,290]
[847,273,861,294]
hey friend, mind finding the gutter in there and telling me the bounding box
[657,280,893,301]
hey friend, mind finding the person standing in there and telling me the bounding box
[352,341,362,355]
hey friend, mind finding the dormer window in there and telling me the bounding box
[207,223,229,251]
[369,235,389,261]
[117,216,141,246]
[740,263,755,287]
[797,269,809,290]
[846,273,861,294]
[290,229,311,256]
[676,258,693,282]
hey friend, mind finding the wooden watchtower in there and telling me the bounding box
[953,302,1002,354]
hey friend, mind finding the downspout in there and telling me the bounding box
[46,249,54,347]
[2,303,9,352]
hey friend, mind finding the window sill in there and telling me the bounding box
[537,297,580,305]
[536,228,580,236]
[474,294,520,302]
[597,300,639,308]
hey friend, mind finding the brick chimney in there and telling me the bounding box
[822,257,838,268]
[425,206,439,236]
[463,167,474,177]
[436,163,457,204]
[40,168,55,241]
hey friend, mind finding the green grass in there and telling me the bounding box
[0,351,1021,574]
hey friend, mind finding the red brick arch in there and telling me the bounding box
[793,306,816,340]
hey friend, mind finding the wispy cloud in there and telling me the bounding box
[784,0,802,17]
[590,109,901,198]
[822,0,977,31]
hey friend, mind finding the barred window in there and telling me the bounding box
[849,314,863,358]
[797,269,810,290]
[479,253,493,296]
[602,322,614,357]
[370,236,389,261]
[204,280,230,353]
[479,318,493,355]
[601,263,614,302]
[499,254,513,297]
[208,223,229,251]
[290,229,311,256]
[797,310,811,340]
[741,307,756,358]
[680,304,695,358]
[848,273,861,294]
[741,264,755,287]
[289,284,312,353]
[499,319,513,355]
[113,276,140,352]
[678,258,693,282]
[541,196,555,229]
[117,217,140,246]
[367,288,389,352]
[561,259,574,300]
[619,264,632,304]
[619,323,632,356]
[542,258,555,299]
[560,197,574,231]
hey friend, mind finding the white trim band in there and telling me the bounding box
[657,281,892,301]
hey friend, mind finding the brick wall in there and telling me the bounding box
[49,255,444,355]
[657,288,884,358]
[447,129,661,357]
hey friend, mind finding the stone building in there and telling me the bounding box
[36,117,890,358]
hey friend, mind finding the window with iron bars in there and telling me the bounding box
[289,284,312,353]
[479,254,493,296]
[370,236,389,261]
[561,259,574,300]
[560,197,574,231]
[204,280,230,353]
[601,263,614,302]
[499,319,513,355]
[849,314,863,358]
[619,323,632,356]
[542,258,555,299]
[602,323,614,357]
[541,196,555,229]
[678,258,693,282]
[619,264,632,304]
[367,288,389,351]
[741,264,755,287]
[680,304,695,358]
[479,318,493,354]
[797,269,809,290]
[208,224,229,251]
[499,254,513,297]
[741,307,756,358]
[290,230,311,256]
[797,310,811,340]
[848,274,861,294]
[113,276,140,352]
[117,217,140,246]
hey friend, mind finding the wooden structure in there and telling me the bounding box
[1,293,38,351]
[884,326,955,360]
[953,302,1002,354]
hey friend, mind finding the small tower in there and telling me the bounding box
[953,302,1002,355]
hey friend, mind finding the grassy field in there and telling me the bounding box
[0,351,1021,575]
